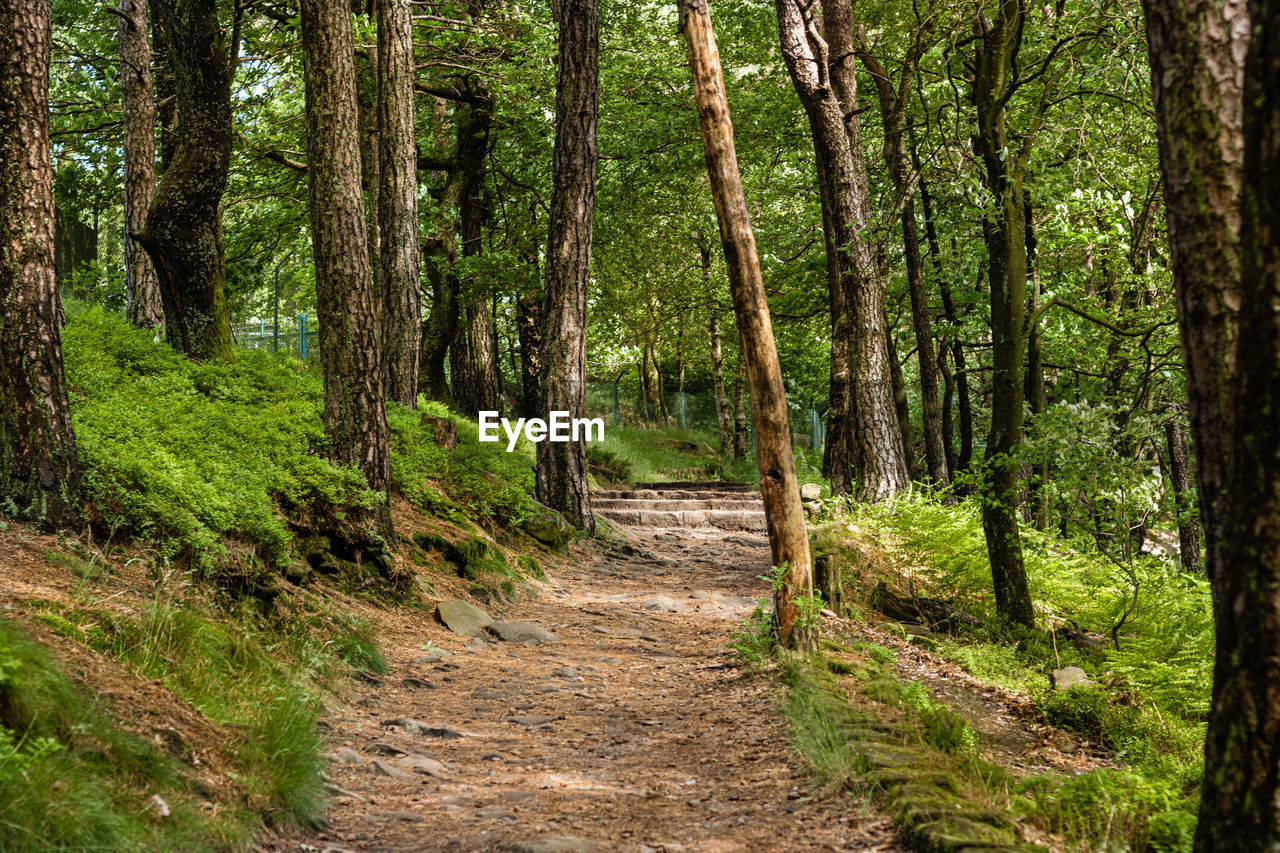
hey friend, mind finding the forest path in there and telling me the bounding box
[266,522,903,853]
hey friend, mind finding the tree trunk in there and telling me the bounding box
[517,288,542,418]
[134,0,233,362]
[300,0,391,530]
[377,0,420,407]
[117,0,162,330]
[681,0,812,649]
[150,0,177,175]
[1142,0,1245,607]
[709,307,733,453]
[775,0,908,502]
[857,47,949,488]
[1153,0,1280,845]
[536,0,598,531]
[885,326,918,481]
[972,1,1035,628]
[914,135,973,476]
[732,351,748,458]
[1164,412,1201,573]
[0,0,80,528]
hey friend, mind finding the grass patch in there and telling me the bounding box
[27,595,388,831]
[0,617,255,850]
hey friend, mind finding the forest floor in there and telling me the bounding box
[264,517,1110,853]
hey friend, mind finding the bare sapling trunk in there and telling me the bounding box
[680,0,812,649]
[535,0,599,531]
[0,0,81,528]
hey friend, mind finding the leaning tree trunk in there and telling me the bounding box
[134,0,233,361]
[973,0,1035,628]
[300,0,391,531]
[377,0,421,406]
[536,0,599,531]
[681,0,812,649]
[0,0,80,528]
[117,0,162,330]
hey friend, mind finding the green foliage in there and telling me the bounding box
[63,304,377,573]
[1023,768,1196,852]
[388,401,535,525]
[593,426,728,484]
[728,601,777,665]
[0,618,254,851]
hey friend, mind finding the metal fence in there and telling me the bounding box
[231,316,319,360]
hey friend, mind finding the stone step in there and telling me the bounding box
[633,480,755,492]
[593,498,765,512]
[595,508,767,532]
[594,489,764,503]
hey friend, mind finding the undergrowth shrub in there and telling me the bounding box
[33,600,341,827]
[63,304,376,573]
[388,401,535,525]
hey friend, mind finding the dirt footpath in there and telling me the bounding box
[264,525,903,853]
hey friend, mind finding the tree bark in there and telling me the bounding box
[709,307,733,454]
[731,351,748,458]
[536,0,599,531]
[858,46,948,488]
[0,0,80,529]
[134,0,233,361]
[1164,411,1201,574]
[1142,0,1246,606]
[377,0,421,407]
[972,1,1035,628]
[300,0,392,530]
[117,0,162,330]
[681,0,812,649]
[1171,0,1280,845]
[775,0,908,502]
[517,288,542,418]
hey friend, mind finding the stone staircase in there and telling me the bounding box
[593,481,766,532]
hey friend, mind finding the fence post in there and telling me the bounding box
[299,313,308,359]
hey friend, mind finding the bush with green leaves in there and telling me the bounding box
[388,400,535,525]
[64,304,376,572]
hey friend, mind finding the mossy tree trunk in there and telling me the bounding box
[681,0,813,649]
[536,0,599,532]
[1143,0,1280,845]
[134,0,233,362]
[0,0,81,528]
[300,0,392,533]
